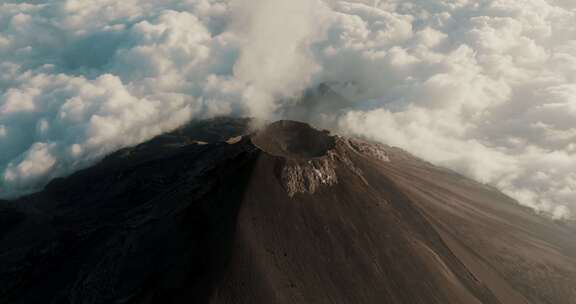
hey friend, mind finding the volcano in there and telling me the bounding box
[1,118,575,304]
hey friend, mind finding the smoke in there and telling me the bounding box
[1,0,575,219]
[231,0,329,117]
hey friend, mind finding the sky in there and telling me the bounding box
[0,0,575,219]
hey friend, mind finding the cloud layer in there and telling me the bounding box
[1,0,575,219]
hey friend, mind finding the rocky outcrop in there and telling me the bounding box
[347,138,390,162]
[280,158,338,197]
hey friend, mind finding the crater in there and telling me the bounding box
[251,120,335,159]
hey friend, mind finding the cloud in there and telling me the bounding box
[230,0,330,117]
[318,0,576,219]
[0,0,575,220]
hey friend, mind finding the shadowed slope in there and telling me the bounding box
[0,118,256,304]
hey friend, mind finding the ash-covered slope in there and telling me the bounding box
[1,119,575,304]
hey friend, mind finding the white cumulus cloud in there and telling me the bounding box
[0,0,575,220]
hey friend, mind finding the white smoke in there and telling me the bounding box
[0,0,575,219]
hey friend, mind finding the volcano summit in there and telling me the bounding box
[0,119,575,304]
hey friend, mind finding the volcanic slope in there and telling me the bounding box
[1,119,575,304]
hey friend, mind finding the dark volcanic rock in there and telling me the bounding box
[1,118,575,304]
[0,119,257,304]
